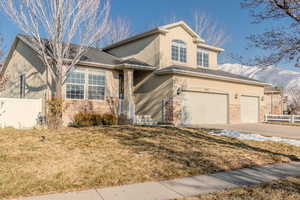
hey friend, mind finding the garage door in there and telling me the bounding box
[182,92,228,125]
[240,96,259,123]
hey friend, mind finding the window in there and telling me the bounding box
[88,74,105,100]
[19,74,26,98]
[171,40,187,63]
[66,72,85,99]
[65,69,106,100]
[197,49,209,67]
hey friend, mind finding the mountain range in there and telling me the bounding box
[220,64,300,91]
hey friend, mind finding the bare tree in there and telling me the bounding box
[242,0,300,67]
[286,86,300,114]
[193,12,230,47]
[157,12,230,47]
[148,14,178,29]
[0,0,111,99]
[100,17,132,47]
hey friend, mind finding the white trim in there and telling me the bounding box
[197,43,224,52]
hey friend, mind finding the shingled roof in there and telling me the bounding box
[18,34,152,67]
[17,34,122,65]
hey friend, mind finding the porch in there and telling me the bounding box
[116,60,156,124]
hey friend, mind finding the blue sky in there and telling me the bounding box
[0,0,298,71]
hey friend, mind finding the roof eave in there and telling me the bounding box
[197,43,224,52]
[0,36,21,76]
[160,21,205,42]
[76,60,156,71]
[103,28,167,50]
[115,63,156,71]
[155,69,271,87]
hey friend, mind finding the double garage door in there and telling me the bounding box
[182,92,259,125]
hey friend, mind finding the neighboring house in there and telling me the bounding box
[0,21,270,126]
[264,86,285,115]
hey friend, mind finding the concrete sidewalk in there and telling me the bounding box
[196,123,300,139]
[12,162,300,200]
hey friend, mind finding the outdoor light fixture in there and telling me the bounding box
[177,87,182,95]
[235,93,238,99]
[261,96,264,102]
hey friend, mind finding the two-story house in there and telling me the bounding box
[0,21,270,126]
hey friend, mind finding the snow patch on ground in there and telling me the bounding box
[210,129,300,147]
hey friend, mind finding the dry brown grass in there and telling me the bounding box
[177,177,300,200]
[1,126,300,199]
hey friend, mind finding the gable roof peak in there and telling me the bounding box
[159,21,205,43]
[104,20,206,50]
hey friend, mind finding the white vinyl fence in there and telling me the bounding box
[0,98,43,129]
[265,114,300,123]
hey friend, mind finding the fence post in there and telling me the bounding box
[291,115,295,123]
[264,114,268,122]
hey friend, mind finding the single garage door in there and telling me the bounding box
[240,96,259,123]
[182,92,228,125]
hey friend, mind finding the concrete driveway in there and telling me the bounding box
[196,123,300,139]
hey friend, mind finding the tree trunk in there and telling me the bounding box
[55,77,62,100]
[47,64,63,129]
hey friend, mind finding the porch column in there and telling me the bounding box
[123,69,134,121]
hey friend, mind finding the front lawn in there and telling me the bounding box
[176,177,300,200]
[1,126,300,199]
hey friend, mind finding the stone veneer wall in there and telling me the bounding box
[62,99,116,126]
[229,104,241,124]
[163,97,182,126]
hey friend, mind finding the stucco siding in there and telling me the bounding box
[0,40,47,99]
[134,73,173,122]
[107,24,221,70]
[159,26,220,70]
[108,34,160,66]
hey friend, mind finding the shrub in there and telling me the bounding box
[72,112,103,127]
[102,113,117,125]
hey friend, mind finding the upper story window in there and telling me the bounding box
[66,69,106,100]
[171,40,187,63]
[197,48,209,67]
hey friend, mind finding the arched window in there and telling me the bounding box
[171,40,187,63]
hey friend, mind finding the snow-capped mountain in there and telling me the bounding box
[220,63,300,90]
